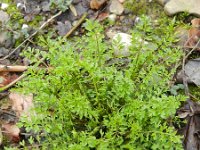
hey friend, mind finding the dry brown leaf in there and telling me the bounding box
[0,72,18,87]
[2,123,20,143]
[9,92,34,118]
[191,18,200,28]
[97,12,109,21]
[90,0,107,10]
[187,28,200,46]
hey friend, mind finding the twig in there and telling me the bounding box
[64,13,87,38]
[0,11,62,61]
[0,74,26,92]
[0,65,28,72]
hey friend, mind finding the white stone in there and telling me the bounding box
[112,33,132,57]
[22,24,29,29]
[108,14,117,22]
[1,3,9,10]
[164,0,200,17]
[109,0,124,15]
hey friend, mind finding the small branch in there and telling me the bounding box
[0,65,28,72]
[64,13,87,38]
[0,74,26,92]
[0,11,62,61]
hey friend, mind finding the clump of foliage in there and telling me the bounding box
[50,0,72,11]
[15,16,185,149]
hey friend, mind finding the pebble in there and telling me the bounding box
[109,0,124,15]
[112,33,132,57]
[41,1,51,12]
[0,10,9,24]
[108,14,117,23]
[0,47,9,57]
[90,0,106,10]
[22,24,29,29]
[156,0,200,17]
[1,3,9,10]
[0,32,14,48]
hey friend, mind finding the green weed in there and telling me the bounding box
[11,16,186,149]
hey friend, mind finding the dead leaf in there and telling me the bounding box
[191,18,200,28]
[0,72,18,87]
[187,28,200,47]
[9,92,34,118]
[177,99,200,150]
[90,0,107,10]
[97,12,109,21]
[69,4,77,17]
[2,123,20,143]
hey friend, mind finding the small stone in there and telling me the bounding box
[41,1,51,12]
[0,47,9,57]
[17,3,25,10]
[1,3,9,10]
[155,0,169,6]
[0,32,14,48]
[112,33,132,57]
[22,24,29,29]
[0,10,9,24]
[90,0,106,10]
[164,0,200,17]
[109,0,124,15]
[108,14,117,23]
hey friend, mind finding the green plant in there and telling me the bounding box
[50,0,72,11]
[14,16,185,149]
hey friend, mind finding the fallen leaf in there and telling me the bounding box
[90,0,107,10]
[97,12,109,21]
[69,4,77,17]
[191,18,200,28]
[0,72,18,87]
[9,92,34,118]
[177,99,200,150]
[2,123,20,143]
[187,28,200,47]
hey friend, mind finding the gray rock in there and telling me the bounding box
[0,32,14,48]
[0,10,9,24]
[177,59,200,86]
[164,0,200,16]
[109,0,124,15]
[41,1,51,12]
[25,1,41,14]
[56,21,72,36]
[108,14,117,23]
[0,47,9,57]
[155,0,170,6]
